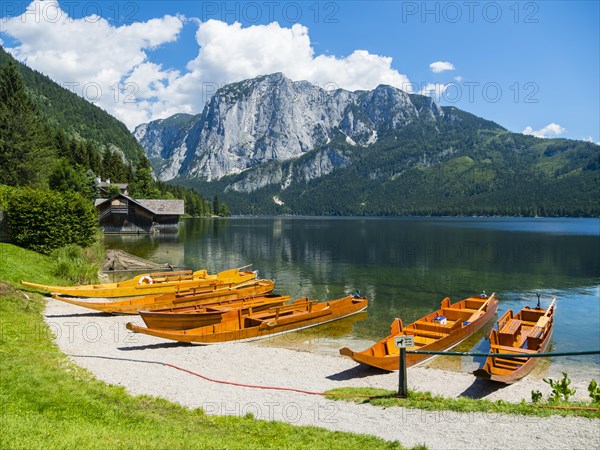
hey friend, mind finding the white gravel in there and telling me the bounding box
[44,298,600,449]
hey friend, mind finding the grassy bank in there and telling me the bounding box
[325,387,600,419]
[0,243,408,449]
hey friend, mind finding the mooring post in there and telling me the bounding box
[398,347,408,398]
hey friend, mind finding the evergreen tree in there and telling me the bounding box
[129,157,160,198]
[213,195,219,216]
[0,60,54,187]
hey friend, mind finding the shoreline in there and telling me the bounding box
[44,297,599,449]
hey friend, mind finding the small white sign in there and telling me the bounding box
[394,335,414,348]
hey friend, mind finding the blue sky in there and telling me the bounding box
[1,1,598,142]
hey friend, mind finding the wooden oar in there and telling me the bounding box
[468,292,496,321]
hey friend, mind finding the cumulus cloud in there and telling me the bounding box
[1,1,412,129]
[1,1,183,128]
[429,61,455,73]
[584,136,600,145]
[185,20,411,97]
[522,123,566,138]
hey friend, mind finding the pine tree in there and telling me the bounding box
[0,60,54,187]
[129,157,160,198]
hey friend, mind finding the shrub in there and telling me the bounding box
[5,188,98,254]
[51,241,103,285]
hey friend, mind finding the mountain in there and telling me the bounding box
[135,73,600,217]
[0,46,145,164]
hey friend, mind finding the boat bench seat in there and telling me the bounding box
[498,319,522,346]
[413,329,449,339]
[414,322,451,333]
[441,308,474,321]
[491,344,536,354]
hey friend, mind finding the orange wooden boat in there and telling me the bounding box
[52,279,275,314]
[340,293,498,371]
[138,294,291,330]
[474,299,555,384]
[22,267,256,298]
[126,294,368,344]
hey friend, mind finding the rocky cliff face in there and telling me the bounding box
[134,73,445,185]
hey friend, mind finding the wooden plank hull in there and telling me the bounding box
[52,279,275,314]
[339,294,498,371]
[138,295,291,330]
[473,302,555,384]
[21,268,256,298]
[126,295,368,344]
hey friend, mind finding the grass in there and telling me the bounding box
[324,387,600,419]
[0,243,411,449]
[50,241,104,285]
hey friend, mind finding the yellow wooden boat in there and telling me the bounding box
[474,299,555,384]
[340,293,498,371]
[126,294,368,344]
[21,267,256,298]
[51,279,275,314]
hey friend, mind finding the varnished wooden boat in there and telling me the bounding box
[138,294,291,330]
[339,293,498,371]
[21,267,256,298]
[51,279,275,314]
[126,295,368,344]
[473,299,555,384]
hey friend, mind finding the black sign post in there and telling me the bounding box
[394,335,413,398]
[398,347,408,398]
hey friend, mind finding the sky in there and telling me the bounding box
[0,0,598,143]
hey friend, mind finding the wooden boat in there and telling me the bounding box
[51,279,275,314]
[339,293,498,371]
[21,267,256,298]
[138,294,291,330]
[126,295,369,344]
[474,299,555,384]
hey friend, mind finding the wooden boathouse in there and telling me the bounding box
[95,193,184,234]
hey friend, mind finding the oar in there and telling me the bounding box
[468,292,496,321]
[544,298,557,316]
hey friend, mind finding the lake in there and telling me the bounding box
[105,217,600,378]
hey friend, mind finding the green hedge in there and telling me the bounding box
[4,188,97,254]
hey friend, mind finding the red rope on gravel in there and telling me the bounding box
[163,362,379,398]
[163,363,600,411]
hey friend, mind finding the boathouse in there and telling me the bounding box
[95,193,184,234]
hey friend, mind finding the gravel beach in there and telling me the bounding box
[44,298,599,449]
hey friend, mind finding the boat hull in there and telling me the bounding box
[339,294,498,371]
[126,296,368,344]
[21,268,256,298]
[138,295,290,330]
[474,303,555,384]
[52,280,275,314]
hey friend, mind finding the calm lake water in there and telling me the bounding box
[105,217,600,377]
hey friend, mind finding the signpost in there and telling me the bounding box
[394,335,414,398]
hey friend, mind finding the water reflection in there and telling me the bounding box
[105,217,600,374]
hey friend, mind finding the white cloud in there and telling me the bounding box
[429,61,455,73]
[419,83,448,101]
[584,136,600,145]
[522,123,566,138]
[1,2,412,129]
[454,75,463,82]
[185,20,411,95]
[1,1,183,128]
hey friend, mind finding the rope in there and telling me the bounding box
[407,349,600,358]
[163,363,376,398]
[67,354,600,409]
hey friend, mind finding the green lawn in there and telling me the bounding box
[325,385,600,419]
[0,243,410,449]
